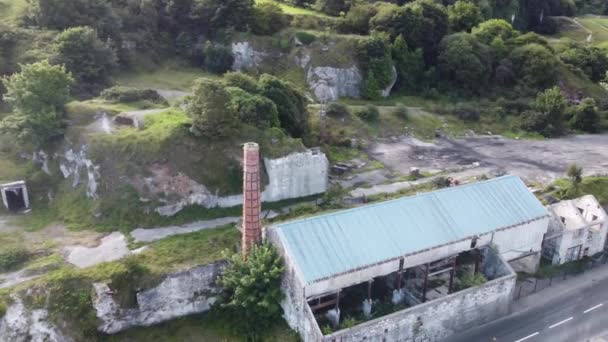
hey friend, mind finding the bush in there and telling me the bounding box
[202,42,234,74]
[432,176,451,189]
[339,4,376,34]
[224,72,260,94]
[326,102,350,118]
[559,44,608,83]
[227,87,280,129]
[568,98,601,133]
[448,1,483,33]
[510,43,558,89]
[438,33,492,93]
[457,273,487,290]
[100,86,167,104]
[315,0,350,16]
[251,2,290,35]
[356,104,380,122]
[259,74,309,137]
[454,106,481,121]
[393,104,408,119]
[295,31,316,45]
[186,78,238,138]
[0,247,30,272]
[219,244,284,339]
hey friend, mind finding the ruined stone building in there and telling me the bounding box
[267,175,550,341]
[0,181,29,212]
[542,195,608,264]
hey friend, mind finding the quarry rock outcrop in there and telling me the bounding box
[94,261,225,334]
[57,147,100,199]
[306,66,362,102]
[153,149,329,216]
[231,42,266,71]
[382,66,398,98]
[0,296,71,342]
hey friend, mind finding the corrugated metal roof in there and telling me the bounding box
[272,175,549,284]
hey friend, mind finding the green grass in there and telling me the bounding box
[550,16,608,47]
[101,310,299,342]
[543,176,608,205]
[256,0,330,18]
[113,60,218,91]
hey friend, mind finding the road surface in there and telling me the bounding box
[451,276,608,342]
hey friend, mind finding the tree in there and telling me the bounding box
[54,26,117,85]
[315,0,350,16]
[448,1,482,33]
[510,43,558,88]
[251,2,290,35]
[190,0,254,33]
[438,32,492,93]
[370,3,423,44]
[340,3,377,34]
[357,35,393,100]
[186,78,238,138]
[219,243,284,339]
[259,74,308,138]
[202,42,234,74]
[568,98,601,133]
[0,61,73,146]
[521,86,565,136]
[559,44,608,83]
[224,72,260,94]
[566,163,583,192]
[391,35,425,92]
[472,19,517,44]
[414,0,449,65]
[226,87,280,129]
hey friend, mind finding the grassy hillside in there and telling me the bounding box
[0,0,27,26]
[551,15,608,48]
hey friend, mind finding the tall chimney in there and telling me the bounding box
[242,142,262,258]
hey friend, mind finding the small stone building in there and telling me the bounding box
[0,181,30,212]
[542,195,608,264]
[267,175,550,342]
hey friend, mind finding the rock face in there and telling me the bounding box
[58,147,100,199]
[382,66,398,98]
[231,42,266,71]
[94,261,225,334]
[153,149,329,216]
[0,296,70,342]
[306,66,363,102]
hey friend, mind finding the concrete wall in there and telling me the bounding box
[262,149,329,203]
[322,269,516,342]
[267,228,324,341]
[93,261,225,334]
[155,149,329,216]
[492,218,549,273]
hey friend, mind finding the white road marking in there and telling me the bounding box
[584,303,603,314]
[514,332,540,342]
[548,317,573,329]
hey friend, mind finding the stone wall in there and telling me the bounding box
[94,261,225,334]
[323,271,516,342]
[154,149,329,216]
[0,296,71,342]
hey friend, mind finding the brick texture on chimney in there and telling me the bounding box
[242,142,262,258]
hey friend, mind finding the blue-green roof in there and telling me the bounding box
[273,175,548,284]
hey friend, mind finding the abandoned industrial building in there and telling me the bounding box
[542,195,608,265]
[267,175,551,341]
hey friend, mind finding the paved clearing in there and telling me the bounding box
[131,216,240,243]
[64,232,130,268]
[368,134,608,185]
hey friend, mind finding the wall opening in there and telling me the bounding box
[1,181,30,213]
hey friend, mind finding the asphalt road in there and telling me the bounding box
[451,277,608,342]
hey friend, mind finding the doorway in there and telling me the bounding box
[5,188,26,211]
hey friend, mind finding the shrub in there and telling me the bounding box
[295,31,316,45]
[326,102,350,118]
[0,247,30,272]
[559,44,608,83]
[339,4,376,34]
[259,74,309,137]
[438,32,492,93]
[251,2,290,35]
[224,72,260,93]
[356,104,379,122]
[432,176,451,189]
[53,26,117,85]
[186,78,238,138]
[201,42,234,74]
[226,87,280,129]
[510,43,558,89]
[457,273,487,290]
[219,243,284,339]
[448,1,483,33]
[454,106,481,121]
[393,104,408,119]
[100,86,167,104]
[568,98,601,133]
[315,0,350,16]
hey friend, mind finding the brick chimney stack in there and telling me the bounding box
[242,142,262,258]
